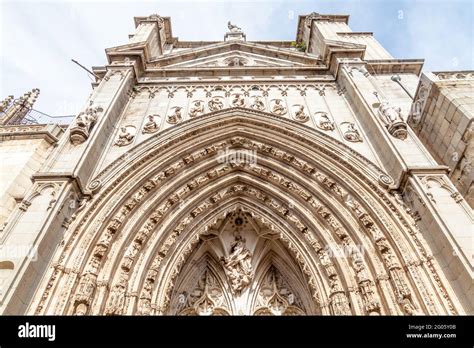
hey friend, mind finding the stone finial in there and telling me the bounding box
[0,95,14,113]
[0,88,40,125]
[18,88,40,109]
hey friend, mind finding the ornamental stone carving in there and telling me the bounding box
[292,105,309,122]
[378,101,408,140]
[315,111,335,131]
[105,273,128,315]
[341,122,363,142]
[231,93,245,107]
[114,125,136,146]
[167,106,183,124]
[249,96,265,111]
[70,106,104,145]
[208,97,224,111]
[0,95,13,113]
[178,270,230,316]
[271,99,287,115]
[142,114,160,134]
[4,12,469,320]
[146,14,165,29]
[253,266,305,315]
[189,100,205,118]
[221,234,253,293]
[72,273,97,315]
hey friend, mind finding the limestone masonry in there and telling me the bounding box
[0,12,472,315]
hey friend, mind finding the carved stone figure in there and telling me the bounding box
[382,250,400,270]
[315,111,335,131]
[319,251,337,278]
[380,102,403,123]
[114,126,135,146]
[225,57,247,67]
[342,122,362,142]
[227,21,242,32]
[400,297,419,315]
[353,257,370,283]
[231,93,245,107]
[74,303,88,316]
[293,105,309,122]
[208,97,224,111]
[167,106,183,124]
[70,106,103,145]
[105,274,128,315]
[378,101,408,140]
[330,292,351,315]
[250,96,265,111]
[142,114,159,134]
[359,280,381,314]
[329,277,344,294]
[221,235,254,293]
[189,100,204,118]
[271,99,287,115]
[137,298,152,315]
[74,273,96,305]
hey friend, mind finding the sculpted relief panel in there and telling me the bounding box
[168,210,314,315]
[99,82,377,173]
[221,234,254,293]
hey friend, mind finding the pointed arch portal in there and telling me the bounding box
[31,108,462,316]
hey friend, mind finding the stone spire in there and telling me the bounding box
[0,88,40,125]
[0,95,14,113]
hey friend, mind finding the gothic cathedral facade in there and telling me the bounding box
[0,13,472,315]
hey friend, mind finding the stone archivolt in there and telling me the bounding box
[29,109,462,316]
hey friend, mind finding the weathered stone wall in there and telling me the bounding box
[0,125,63,226]
[409,72,474,207]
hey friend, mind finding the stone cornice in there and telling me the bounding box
[398,166,451,190]
[136,76,335,85]
[0,124,64,145]
[366,59,424,76]
[31,172,88,195]
[432,70,474,81]
[148,41,322,67]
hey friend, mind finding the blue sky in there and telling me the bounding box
[1,0,472,115]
